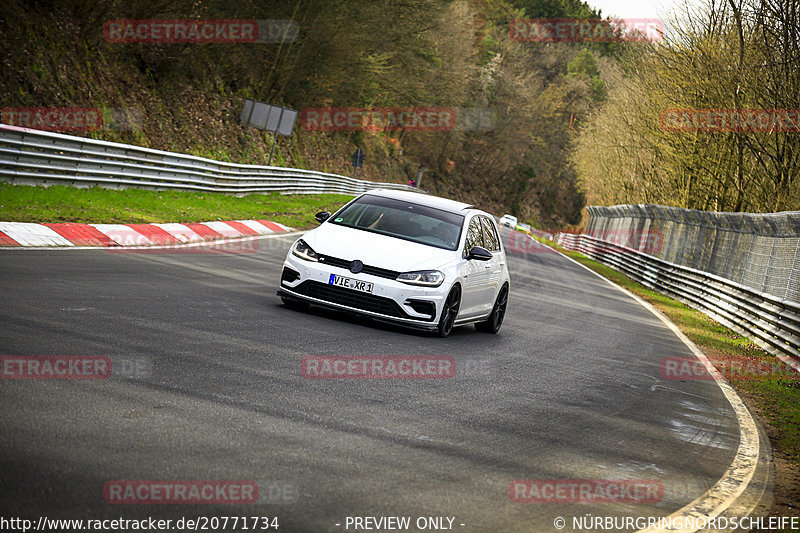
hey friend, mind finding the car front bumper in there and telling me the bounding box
[277,255,449,331]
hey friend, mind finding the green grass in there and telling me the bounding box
[738,378,800,463]
[536,236,800,466]
[0,184,353,229]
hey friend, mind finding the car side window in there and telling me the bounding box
[463,217,484,258]
[480,216,500,252]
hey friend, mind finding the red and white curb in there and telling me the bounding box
[0,220,292,248]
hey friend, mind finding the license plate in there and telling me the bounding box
[329,274,373,294]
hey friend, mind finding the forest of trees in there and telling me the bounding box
[1,0,797,226]
[573,0,800,213]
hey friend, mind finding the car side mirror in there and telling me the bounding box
[315,211,332,223]
[466,246,493,261]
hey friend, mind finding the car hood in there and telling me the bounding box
[303,223,457,272]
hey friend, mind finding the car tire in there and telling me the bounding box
[281,296,309,311]
[475,283,508,334]
[437,285,461,338]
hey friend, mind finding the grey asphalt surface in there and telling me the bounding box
[0,229,743,532]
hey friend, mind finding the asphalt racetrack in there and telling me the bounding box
[0,228,761,532]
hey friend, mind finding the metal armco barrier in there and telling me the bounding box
[557,232,800,367]
[585,205,800,302]
[0,124,415,196]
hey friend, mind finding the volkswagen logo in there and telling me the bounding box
[349,260,364,274]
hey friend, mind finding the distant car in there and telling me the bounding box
[277,189,511,337]
[516,223,531,234]
[499,214,518,228]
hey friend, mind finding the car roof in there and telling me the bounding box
[364,189,475,213]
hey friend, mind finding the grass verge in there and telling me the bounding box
[539,236,800,521]
[0,184,353,230]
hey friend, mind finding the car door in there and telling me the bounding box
[478,216,504,312]
[459,215,492,319]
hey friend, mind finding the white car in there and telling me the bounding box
[277,189,511,337]
[499,214,518,228]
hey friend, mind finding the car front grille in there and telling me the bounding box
[316,254,401,280]
[293,280,408,318]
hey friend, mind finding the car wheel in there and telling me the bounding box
[437,285,461,338]
[281,296,309,311]
[475,283,508,334]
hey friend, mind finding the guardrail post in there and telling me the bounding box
[740,218,760,287]
[692,223,706,269]
[762,238,779,294]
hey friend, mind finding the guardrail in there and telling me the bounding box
[585,204,800,303]
[0,124,416,196]
[557,232,800,369]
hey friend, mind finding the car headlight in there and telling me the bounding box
[396,270,445,287]
[291,239,319,262]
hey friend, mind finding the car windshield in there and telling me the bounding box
[329,194,464,251]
